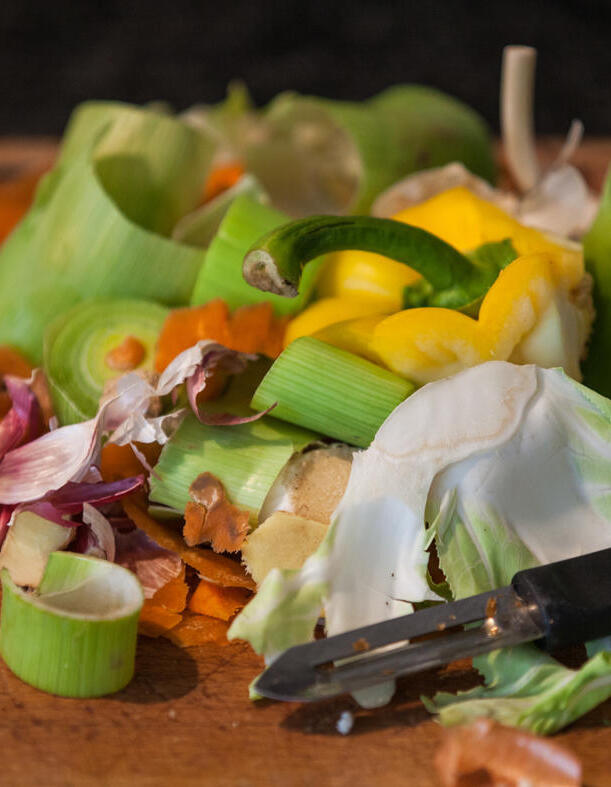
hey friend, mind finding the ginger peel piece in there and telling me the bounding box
[185,473,250,553]
[242,511,328,586]
[123,496,255,590]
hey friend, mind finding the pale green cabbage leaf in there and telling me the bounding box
[231,361,611,728]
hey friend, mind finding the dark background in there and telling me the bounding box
[2,0,611,136]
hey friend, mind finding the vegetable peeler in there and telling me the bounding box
[255,547,611,702]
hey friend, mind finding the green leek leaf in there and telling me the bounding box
[149,412,317,517]
[44,298,169,425]
[0,102,217,362]
[252,337,415,447]
[191,196,323,314]
[243,85,495,216]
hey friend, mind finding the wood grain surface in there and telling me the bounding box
[1,137,611,787]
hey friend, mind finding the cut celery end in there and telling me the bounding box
[0,552,143,698]
[44,298,169,425]
[190,195,323,314]
[251,337,416,447]
[149,412,318,516]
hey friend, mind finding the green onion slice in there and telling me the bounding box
[251,337,415,448]
[0,551,143,697]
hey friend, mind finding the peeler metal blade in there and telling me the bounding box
[254,585,544,702]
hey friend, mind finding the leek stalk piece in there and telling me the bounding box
[0,102,216,362]
[172,174,266,248]
[149,412,317,516]
[244,216,503,311]
[0,551,143,697]
[251,337,415,447]
[44,298,169,425]
[243,86,495,216]
[190,196,323,314]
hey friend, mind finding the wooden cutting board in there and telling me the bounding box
[1,137,611,787]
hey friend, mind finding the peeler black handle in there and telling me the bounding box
[512,547,611,651]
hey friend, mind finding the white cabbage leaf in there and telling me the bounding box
[230,361,611,727]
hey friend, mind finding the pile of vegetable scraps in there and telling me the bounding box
[0,45,611,762]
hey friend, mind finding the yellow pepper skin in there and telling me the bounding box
[314,187,581,311]
[394,187,583,290]
[315,252,587,385]
[317,249,421,308]
[283,297,391,347]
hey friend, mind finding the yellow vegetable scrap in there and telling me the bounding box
[292,187,590,385]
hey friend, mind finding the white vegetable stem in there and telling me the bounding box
[501,45,541,192]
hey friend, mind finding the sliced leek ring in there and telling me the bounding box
[44,298,169,424]
[0,551,143,697]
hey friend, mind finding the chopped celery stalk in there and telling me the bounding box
[190,196,323,314]
[172,174,267,248]
[244,215,499,310]
[44,298,169,425]
[149,412,317,516]
[251,337,416,447]
[243,85,495,215]
[0,551,143,697]
[0,102,216,362]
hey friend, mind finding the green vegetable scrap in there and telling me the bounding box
[0,102,216,362]
[44,298,169,425]
[191,196,323,314]
[243,216,511,311]
[243,85,495,215]
[252,337,415,447]
[0,551,143,698]
[149,411,317,518]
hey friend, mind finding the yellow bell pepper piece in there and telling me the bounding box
[394,187,583,290]
[369,308,489,383]
[315,252,585,385]
[315,187,583,312]
[478,253,557,359]
[283,297,391,347]
[316,249,421,309]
